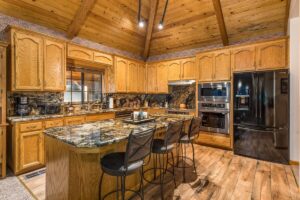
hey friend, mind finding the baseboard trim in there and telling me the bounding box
[289,160,299,165]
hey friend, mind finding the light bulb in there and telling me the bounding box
[138,20,144,28]
[158,22,164,30]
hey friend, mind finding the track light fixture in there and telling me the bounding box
[158,0,169,30]
[138,0,145,28]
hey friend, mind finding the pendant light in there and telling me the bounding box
[158,0,169,30]
[138,0,145,28]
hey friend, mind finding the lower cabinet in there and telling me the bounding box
[195,131,231,149]
[19,131,44,171]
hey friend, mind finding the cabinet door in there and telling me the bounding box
[231,45,256,72]
[13,32,43,90]
[256,40,287,70]
[127,61,139,92]
[167,60,181,81]
[181,58,196,80]
[115,57,128,92]
[44,39,66,91]
[138,64,146,93]
[67,44,93,61]
[146,64,157,93]
[19,131,44,171]
[197,53,214,82]
[214,50,231,81]
[156,62,168,93]
[93,51,113,65]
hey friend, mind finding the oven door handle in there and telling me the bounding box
[199,109,229,114]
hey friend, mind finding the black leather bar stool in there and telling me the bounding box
[143,121,183,200]
[99,128,155,200]
[177,117,201,182]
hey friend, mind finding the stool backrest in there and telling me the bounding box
[164,121,183,147]
[124,128,155,168]
[188,117,201,138]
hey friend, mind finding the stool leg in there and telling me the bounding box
[139,167,144,200]
[121,176,125,200]
[171,151,176,188]
[99,171,104,200]
[176,144,180,167]
[164,153,169,174]
[159,154,164,200]
[116,176,119,200]
[191,142,197,175]
[183,144,187,182]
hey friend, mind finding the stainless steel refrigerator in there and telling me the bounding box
[233,69,289,164]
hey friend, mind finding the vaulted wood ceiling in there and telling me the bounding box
[0,0,289,58]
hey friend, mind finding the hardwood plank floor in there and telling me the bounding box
[18,145,299,200]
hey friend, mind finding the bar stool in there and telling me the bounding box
[99,128,155,200]
[143,121,183,200]
[177,117,201,182]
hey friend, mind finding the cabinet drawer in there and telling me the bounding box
[20,122,43,132]
[196,132,231,149]
[45,119,64,129]
[85,113,115,123]
[64,116,85,126]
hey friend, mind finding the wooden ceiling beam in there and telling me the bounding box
[67,0,97,39]
[212,0,229,46]
[284,0,291,34]
[143,0,159,58]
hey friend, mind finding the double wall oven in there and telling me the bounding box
[198,82,230,134]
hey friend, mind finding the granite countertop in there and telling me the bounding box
[7,107,166,123]
[44,114,192,148]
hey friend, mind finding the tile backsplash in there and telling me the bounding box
[8,84,196,116]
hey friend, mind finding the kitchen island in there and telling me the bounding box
[44,114,192,200]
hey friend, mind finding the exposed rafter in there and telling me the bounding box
[212,0,229,46]
[67,0,97,39]
[284,0,291,34]
[143,0,159,58]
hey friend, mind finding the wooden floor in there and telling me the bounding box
[18,145,299,200]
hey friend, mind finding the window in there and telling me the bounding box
[64,67,103,104]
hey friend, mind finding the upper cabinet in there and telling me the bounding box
[256,39,287,70]
[156,62,168,93]
[231,39,288,72]
[214,50,231,81]
[197,53,214,82]
[167,60,181,81]
[181,58,196,80]
[44,39,66,91]
[67,44,113,66]
[137,64,146,93]
[67,44,93,62]
[9,28,66,92]
[12,31,43,91]
[114,57,128,93]
[231,45,256,72]
[127,61,139,93]
[146,64,157,93]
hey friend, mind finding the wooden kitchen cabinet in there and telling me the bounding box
[44,39,66,91]
[64,116,85,126]
[19,131,44,171]
[114,57,128,92]
[156,62,168,93]
[146,64,157,93]
[167,60,181,81]
[256,39,287,70]
[231,45,256,72]
[197,53,214,82]
[67,44,93,62]
[127,61,139,92]
[12,31,43,91]
[214,50,231,81]
[181,57,196,80]
[85,112,115,123]
[93,51,113,65]
[138,64,146,93]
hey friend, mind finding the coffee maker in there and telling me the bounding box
[15,96,31,116]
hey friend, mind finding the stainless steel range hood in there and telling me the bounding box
[168,80,196,86]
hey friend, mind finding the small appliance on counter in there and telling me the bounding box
[15,96,31,116]
[109,97,114,109]
[123,111,155,124]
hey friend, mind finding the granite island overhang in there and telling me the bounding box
[44,114,193,200]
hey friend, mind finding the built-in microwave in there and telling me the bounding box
[198,82,231,102]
